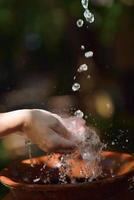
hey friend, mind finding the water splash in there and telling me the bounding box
[70,3,101,182]
[24,0,102,185]
[52,117,103,183]
[23,117,103,184]
[63,117,104,181]
[58,155,68,184]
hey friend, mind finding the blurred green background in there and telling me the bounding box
[0,0,134,198]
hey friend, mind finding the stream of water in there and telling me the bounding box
[59,0,103,183]
[25,0,104,184]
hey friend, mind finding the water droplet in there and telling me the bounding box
[84,9,91,20]
[84,9,95,23]
[88,13,95,23]
[126,139,129,143]
[87,74,91,79]
[74,110,84,118]
[85,115,88,119]
[111,141,115,145]
[81,0,89,9]
[76,19,84,27]
[83,152,91,160]
[33,177,40,183]
[81,45,85,50]
[85,51,93,58]
[72,83,80,91]
[73,76,76,80]
[77,64,88,72]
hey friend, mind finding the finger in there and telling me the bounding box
[50,130,76,151]
[52,119,72,140]
[39,129,76,152]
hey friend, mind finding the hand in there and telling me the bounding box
[22,109,76,152]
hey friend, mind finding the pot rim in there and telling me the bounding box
[0,151,134,191]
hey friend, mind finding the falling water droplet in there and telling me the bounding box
[72,83,80,91]
[84,9,91,20]
[76,19,84,27]
[81,0,89,9]
[85,115,88,119]
[84,10,95,23]
[73,76,76,80]
[77,64,88,72]
[111,141,115,146]
[126,139,129,143]
[85,51,93,58]
[87,74,91,79]
[81,45,85,50]
[33,177,40,183]
[74,110,84,118]
[88,13,95,23]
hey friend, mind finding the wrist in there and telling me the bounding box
[19,109,33,133]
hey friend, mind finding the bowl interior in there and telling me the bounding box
[1,151,134,187]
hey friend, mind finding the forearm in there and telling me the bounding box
[0,110,30,137]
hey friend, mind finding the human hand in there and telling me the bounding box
[0,109,87,153]
[22,109,76,152]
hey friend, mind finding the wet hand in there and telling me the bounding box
[23,109,76,152]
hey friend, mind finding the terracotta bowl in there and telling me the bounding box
[1,151,134,200]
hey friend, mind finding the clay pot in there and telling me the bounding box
[1,151,134,200]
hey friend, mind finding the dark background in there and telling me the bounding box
[0,0,134,198]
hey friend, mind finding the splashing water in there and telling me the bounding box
[77,64,88,72]
[58,155,69,184]
[63,117,104,182]
[72,0,102,174]
[24,0,103,185]
[31,117,103,184]
[72,83,80,91]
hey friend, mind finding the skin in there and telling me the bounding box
[0,109,76,152]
